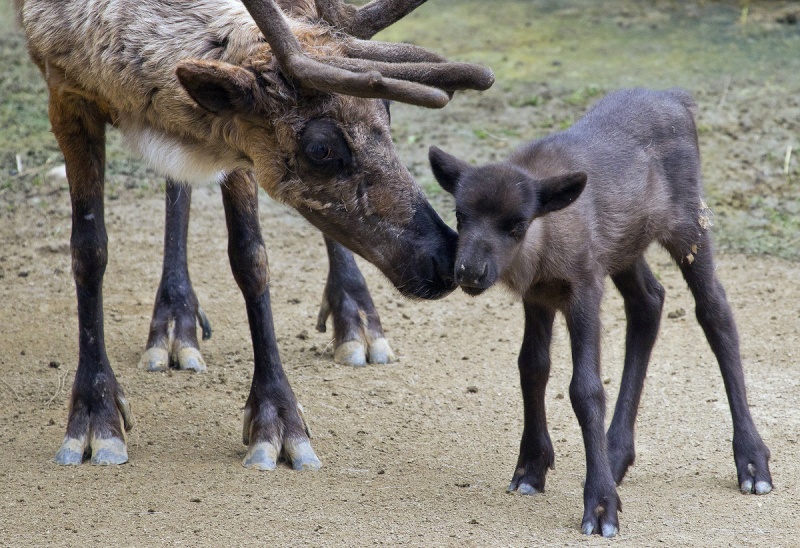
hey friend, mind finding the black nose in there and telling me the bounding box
[455,261,489,287]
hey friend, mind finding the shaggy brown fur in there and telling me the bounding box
[19,0,481,470]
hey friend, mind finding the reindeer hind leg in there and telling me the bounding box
[607,256,665,484]
[140,179,211,372]
[316,236,396,367]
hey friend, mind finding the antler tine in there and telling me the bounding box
[343,40,494,91]
[240,0,450,107]
[344,39,447,64]
[316,0,428,40]
[322,57,494,92]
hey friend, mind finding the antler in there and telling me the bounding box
[239,0,493,108]
[314,0,427,40]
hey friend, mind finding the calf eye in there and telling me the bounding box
[508,221,528,241]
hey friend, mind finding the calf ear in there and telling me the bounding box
[176,60,258,117]
[429,146,470,195]
[534,172,587,217]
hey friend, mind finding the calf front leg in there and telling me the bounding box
[508,301,556,495]
[668,234,772,495]
[221,170,321,471]
[607,257,665,484]
[139,179,211,372]
[565,284,620,537]
[316,236,395,366]
[50,90,132,465]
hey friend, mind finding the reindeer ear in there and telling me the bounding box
[176,60,259,116]
[429,146,471,195]
[533,172,587,218]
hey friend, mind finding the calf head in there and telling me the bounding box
[429,146,586,295]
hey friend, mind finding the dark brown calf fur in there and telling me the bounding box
[430,88,772,537]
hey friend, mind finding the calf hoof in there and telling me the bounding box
[507,463,551,495]
[739,461,773,495]
[740,480,773,495]
[507,481,542,496]
[507,441,555,495]
[582,521,619,538]
[580,482,621,538]
[734,437,773,495]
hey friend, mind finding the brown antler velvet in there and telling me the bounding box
[315,0,428,39]
[320,57,496,92]
[240,0,493,108]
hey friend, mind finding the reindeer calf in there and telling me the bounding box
[429,88,772,537]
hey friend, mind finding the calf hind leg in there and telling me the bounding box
[50,91,133,465]
[316,236,395,366]
[221,170,320,471]
[140,180,211,372]
[667,232,772,494]
[508,302,556,495]
[607,257,665,484]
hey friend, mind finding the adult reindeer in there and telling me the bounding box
[18,0,493,470]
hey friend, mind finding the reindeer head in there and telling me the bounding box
[429,146,586,296]
[175,0,494,299]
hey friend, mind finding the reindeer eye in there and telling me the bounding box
[306,142,332,161]
[298,118,353,177]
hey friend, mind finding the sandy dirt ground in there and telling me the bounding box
[1,184,799,546]
[2,0,800,546]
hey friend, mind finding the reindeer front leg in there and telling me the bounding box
[508,301,556,495]
[221,170,321,471]
[565,283,620,537]
[50,90,132,465]
[316,236,395,366]
[139,179,211,372]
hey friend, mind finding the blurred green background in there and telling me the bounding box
[2,0,799,256]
